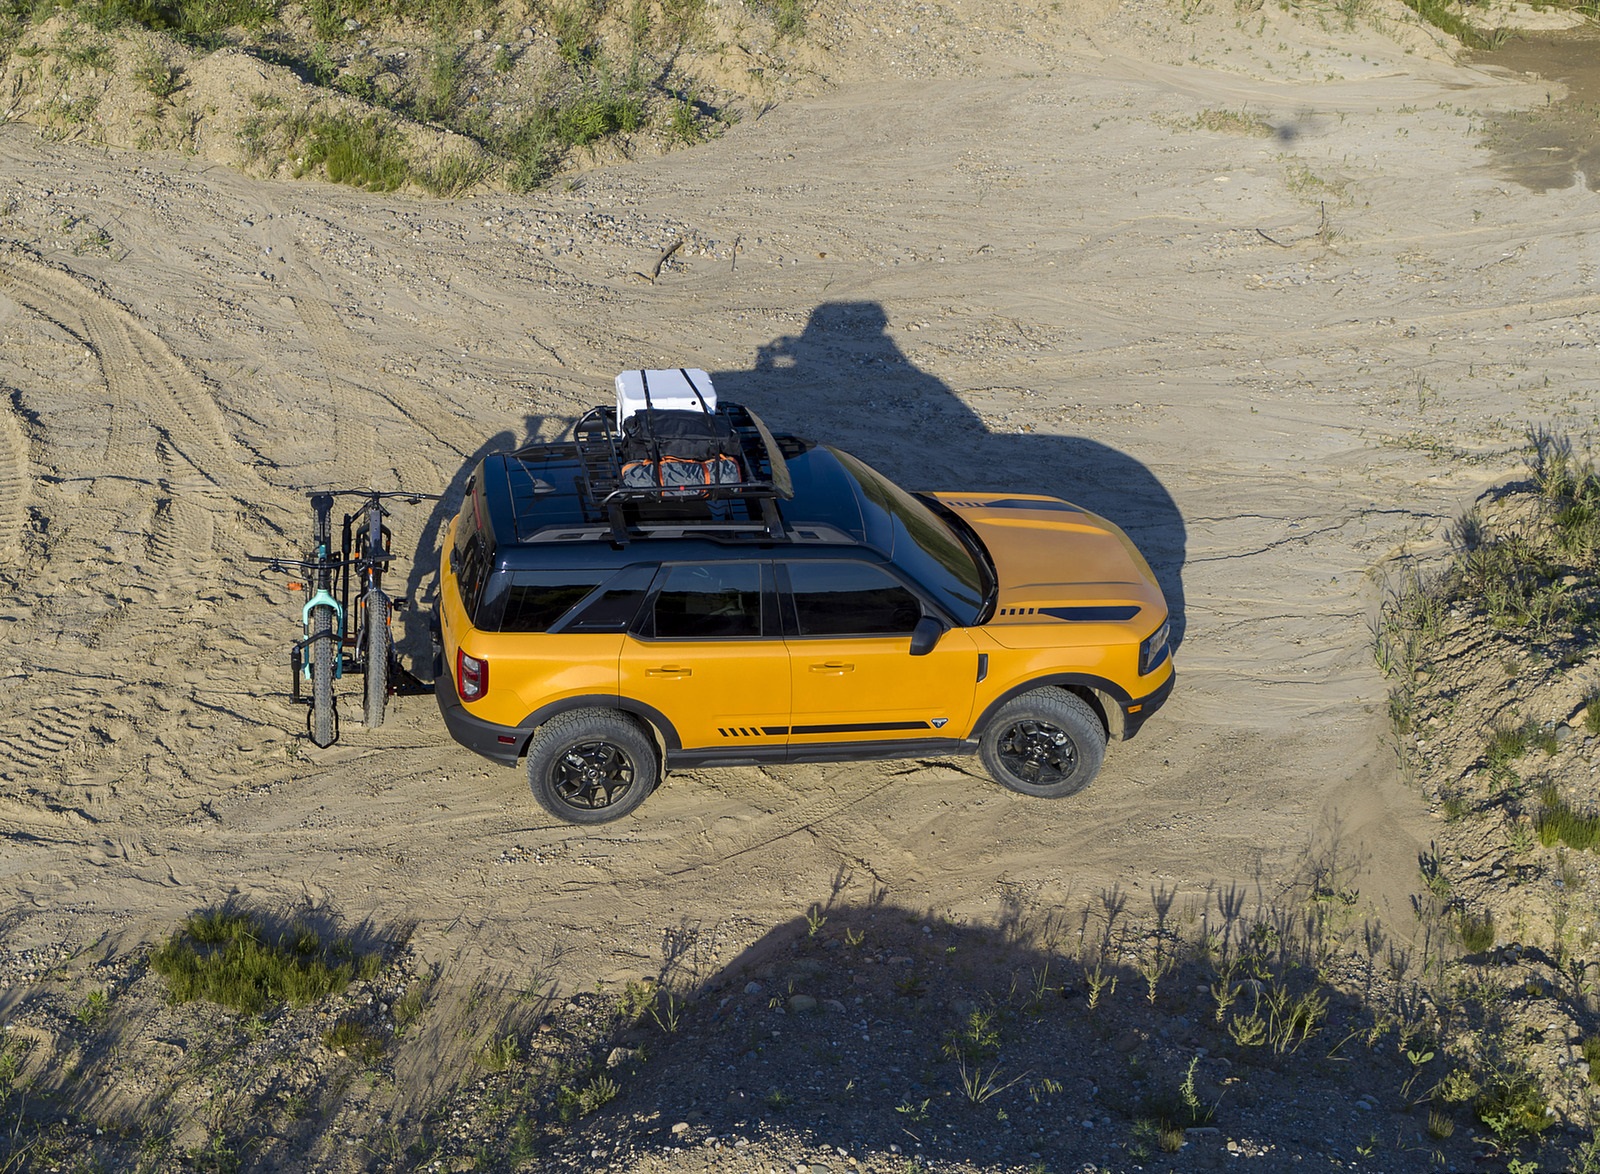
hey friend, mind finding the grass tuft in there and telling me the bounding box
[322,1017,386,1063]
[296,113,409,190]
[150,907,380,1015]
[1536,784,1600,851]
[416,149,491,196]
[1457,909,1495,953]
[745,0,805,37]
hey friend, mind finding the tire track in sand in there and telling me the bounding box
[0,391,27,556]
[290,294,380,485]
[0,249,280,785]
[0,698,104,782]
[0,247,273,506]
[290,292,486,479]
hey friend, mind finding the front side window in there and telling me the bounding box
[651,563,764,639]
[786,561,922,636]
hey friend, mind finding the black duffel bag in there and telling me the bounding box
[621,408,740,463]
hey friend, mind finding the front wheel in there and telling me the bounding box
[978,687,1106,798]
[309,605,337,748]
[363,594,390,730]
[526,709,658,824]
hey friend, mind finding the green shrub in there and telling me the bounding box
[1457,909,1495,953]
[322,1017,386,1062]
[1583,1036,1600,1085]
[1474,1067,1555,1146]
[150,907,380,1015]
[297,113,409,190]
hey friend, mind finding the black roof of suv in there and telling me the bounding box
[460,401,996,625]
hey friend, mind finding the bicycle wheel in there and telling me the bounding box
[309,605,337,747]
[364,592,390,730]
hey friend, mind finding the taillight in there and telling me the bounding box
[457,649,488,701]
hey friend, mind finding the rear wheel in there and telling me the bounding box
[364,594,390,730]
[978,687,1105,798]
[527,709,658,824]
[309,605,337,747]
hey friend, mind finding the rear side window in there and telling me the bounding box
[786,561,922,636]
[562,564,657,632]
[497,571,608,632]
[651,563,764,639]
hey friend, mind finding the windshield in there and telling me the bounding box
[829,448,991,625]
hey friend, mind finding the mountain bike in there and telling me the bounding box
[250,489,439,747]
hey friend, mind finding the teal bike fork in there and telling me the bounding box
[288,590,344,702]
[300,590,346,681]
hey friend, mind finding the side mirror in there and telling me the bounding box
[909,615,945,657]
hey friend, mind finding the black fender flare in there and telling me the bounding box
[969,675,1128,743]
[513,694,682,753]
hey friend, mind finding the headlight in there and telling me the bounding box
[1138,619,1171,676]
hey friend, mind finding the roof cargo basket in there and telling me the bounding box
[563,400,792,544]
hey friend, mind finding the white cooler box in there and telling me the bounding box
[616,369,717,422]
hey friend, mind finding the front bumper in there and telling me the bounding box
[1121,670,1174,739]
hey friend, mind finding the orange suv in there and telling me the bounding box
[435,374,1172,823]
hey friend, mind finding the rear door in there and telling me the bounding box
[781,560,978,750]
[618,561,790,752]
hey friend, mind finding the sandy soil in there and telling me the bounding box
[1,0,1597,1104]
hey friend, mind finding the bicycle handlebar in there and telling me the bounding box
[311,489,444,505]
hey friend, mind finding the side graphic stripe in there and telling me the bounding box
[790,720,932,735]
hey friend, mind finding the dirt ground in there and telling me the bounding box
[2,0,1600,1159]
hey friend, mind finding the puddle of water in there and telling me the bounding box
[1468,28,1600,192]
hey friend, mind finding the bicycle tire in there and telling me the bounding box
[310,605,337,747]
[364,593,390,730]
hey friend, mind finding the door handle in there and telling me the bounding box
[809,662,855,674]
[646,666,693,678]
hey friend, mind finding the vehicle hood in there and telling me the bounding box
[928,492,1168,627]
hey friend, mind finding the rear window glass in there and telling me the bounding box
[451,482,494,625]
[564,565,657,632]
[498,571,609,632]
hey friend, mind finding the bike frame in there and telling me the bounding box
[251,488,441,744]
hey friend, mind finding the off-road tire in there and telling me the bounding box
[364,594,390,730]
[527,709,658,824]
[309,606,337,748]
[978,687,1105,798]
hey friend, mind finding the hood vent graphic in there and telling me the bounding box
[1039,605,1141,622]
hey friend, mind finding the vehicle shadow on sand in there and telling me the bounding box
[399,418,548,670]
[712,302,1187,646]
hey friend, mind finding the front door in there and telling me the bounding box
[618,561,789,753]
[782,560,978,751]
